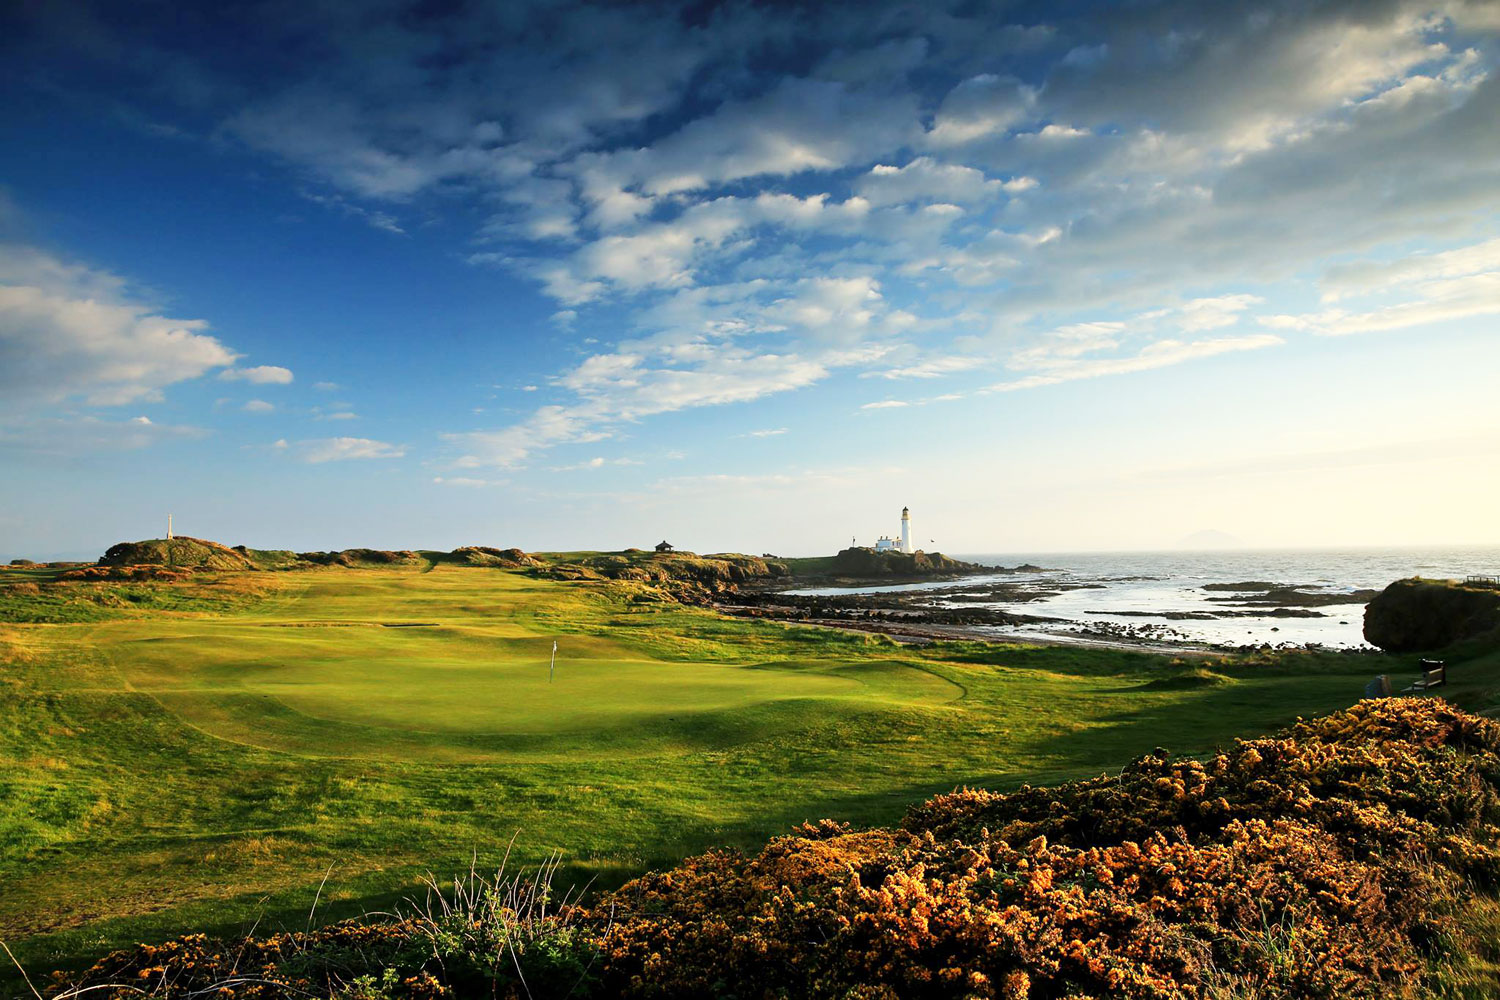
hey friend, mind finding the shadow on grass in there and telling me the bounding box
[6,770,975,990]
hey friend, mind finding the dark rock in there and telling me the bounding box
[1363,577,1500,652]
[827,546,982,578]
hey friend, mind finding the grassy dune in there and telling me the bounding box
[0,561,1441,979]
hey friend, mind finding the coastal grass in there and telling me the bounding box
[0,562,1461,982]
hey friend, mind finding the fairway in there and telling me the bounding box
[0,562,1417,978]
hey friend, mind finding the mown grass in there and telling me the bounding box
[0,562,1463,985]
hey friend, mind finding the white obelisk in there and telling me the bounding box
[900,506,911,554]
[167,514,174,540]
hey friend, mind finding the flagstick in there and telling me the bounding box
[550,640,556,683]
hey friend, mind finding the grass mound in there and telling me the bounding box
[53,698,1500,999]
[95,537,254,573]
[1138,665,1236,689]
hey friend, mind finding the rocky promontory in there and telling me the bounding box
[824,546,987,578]
[1364,577,1500,652]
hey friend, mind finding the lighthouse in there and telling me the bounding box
[900,506,912,554]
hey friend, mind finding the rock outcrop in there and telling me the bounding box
[1363,577,1500,652]
[536,550,789,603]
[827,546,982,578]
[451,546,541,568]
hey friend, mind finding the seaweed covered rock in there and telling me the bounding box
[1364,577,1500,652]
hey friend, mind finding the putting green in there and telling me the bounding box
[89,567,960,758]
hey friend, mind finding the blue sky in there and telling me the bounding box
[2,0,1498,560]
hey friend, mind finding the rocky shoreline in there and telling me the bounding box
[719,567,1384,654]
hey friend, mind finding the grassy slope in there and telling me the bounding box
[0,561,1448,980]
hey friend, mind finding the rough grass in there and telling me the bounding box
[49,699,1500,999]
[0,571,278,623]
[0,563,1471,985]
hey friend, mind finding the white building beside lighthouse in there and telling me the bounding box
[872,506,915,553]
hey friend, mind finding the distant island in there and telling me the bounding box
[1176,528,1246,549]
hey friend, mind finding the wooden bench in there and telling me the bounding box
[1404,659,1446,692]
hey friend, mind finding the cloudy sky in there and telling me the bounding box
[2,0,1498,559]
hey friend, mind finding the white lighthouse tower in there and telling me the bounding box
[900,506,912,554]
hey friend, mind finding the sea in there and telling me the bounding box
[790,546,1500,650]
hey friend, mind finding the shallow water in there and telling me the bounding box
[788,545,1500,649]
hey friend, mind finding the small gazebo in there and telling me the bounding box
[655,540,674,553]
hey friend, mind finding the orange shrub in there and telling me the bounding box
[52,699,1500,999]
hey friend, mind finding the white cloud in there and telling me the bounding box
[1261,271,1500,336]
[447,404,611,468]
[242,399,274,413]
[1175,294,1265,332]
[0,244,236,407]
[861,399,910,409]
[1008,322,1127,370]
[865,355,986,380]
[1319,237,1500,301]
[548,455,644,471]
[926,75,1035,146]
[221,365,294,384]
[313,381,341,391]
[292,437,406,463]
[856,157,1012,206]
[573,76,920,198]
[450,348,833,468]
[741,427,788,438]
[762,276,884,341]
[990,334,1285,392]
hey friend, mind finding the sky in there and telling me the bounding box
[1,0,1498,560]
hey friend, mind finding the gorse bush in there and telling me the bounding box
[47,699,1500,999]
[595,698,1500,999]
